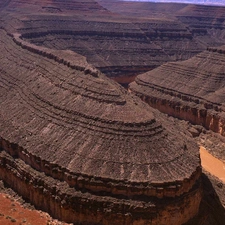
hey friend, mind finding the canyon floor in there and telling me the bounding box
[0,182,70,225]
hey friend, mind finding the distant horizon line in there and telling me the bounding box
[122,0,225,7]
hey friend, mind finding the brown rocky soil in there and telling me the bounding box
[0,181,70,225]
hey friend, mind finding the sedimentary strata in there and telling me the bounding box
[99,1,225,48]
[129,46,225,136]
[2,0,107,12]
[0,29,201,224]
[2,0,225,86]
[17,15,195,81]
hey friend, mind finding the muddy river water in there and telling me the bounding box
[200,146,225,183]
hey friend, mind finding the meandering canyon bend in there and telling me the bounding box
[0,0,225,224]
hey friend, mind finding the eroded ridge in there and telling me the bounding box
[0,29,201,224]
[129,46,225,136]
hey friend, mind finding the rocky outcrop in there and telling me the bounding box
[129,46,225,136]
[0,146,202,225]
[0,29,201,224]
[99,1,225,44]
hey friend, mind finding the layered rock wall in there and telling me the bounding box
[3,0,225,87]
[5,0,107,12]
[129,47,225,136]
[12,12,204,83]
[0,135,201,199]
[11,32,99,77]
[0,145,202,225]
[0,28,202,224]
[136,93,225,136]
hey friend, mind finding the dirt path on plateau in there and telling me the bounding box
[200,146,225,183]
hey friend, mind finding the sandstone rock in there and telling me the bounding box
[129,46,225,137]
[188,127,201,138]
[2,0,225,87]
[0,28,201,225]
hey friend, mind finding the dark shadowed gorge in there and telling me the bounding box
[0,28,202,224]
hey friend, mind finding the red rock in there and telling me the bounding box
[0,28,201,224]
[129,46,225,136]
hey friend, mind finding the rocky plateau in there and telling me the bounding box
[1,0,225,85]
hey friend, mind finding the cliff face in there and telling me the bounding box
[0,28,201,224]
[99,1,225,48]
[17,17,198,82]
[129,46,225,136]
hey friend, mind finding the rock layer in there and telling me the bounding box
[4,0,107,12]
[2,0,225,86]
[129,46,225,136]
[0,28,201,224]
[17,16,195,81]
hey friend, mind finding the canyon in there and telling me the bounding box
[2,0,225,85]
[0,0,225,224]
[0,28,202,224]
[129,46,225,136]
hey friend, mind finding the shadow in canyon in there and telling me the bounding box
[185,173,225,225]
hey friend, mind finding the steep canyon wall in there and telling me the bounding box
[2,1,225,86]
[129,47,225,136]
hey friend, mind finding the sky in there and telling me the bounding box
[122,0,225,6]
